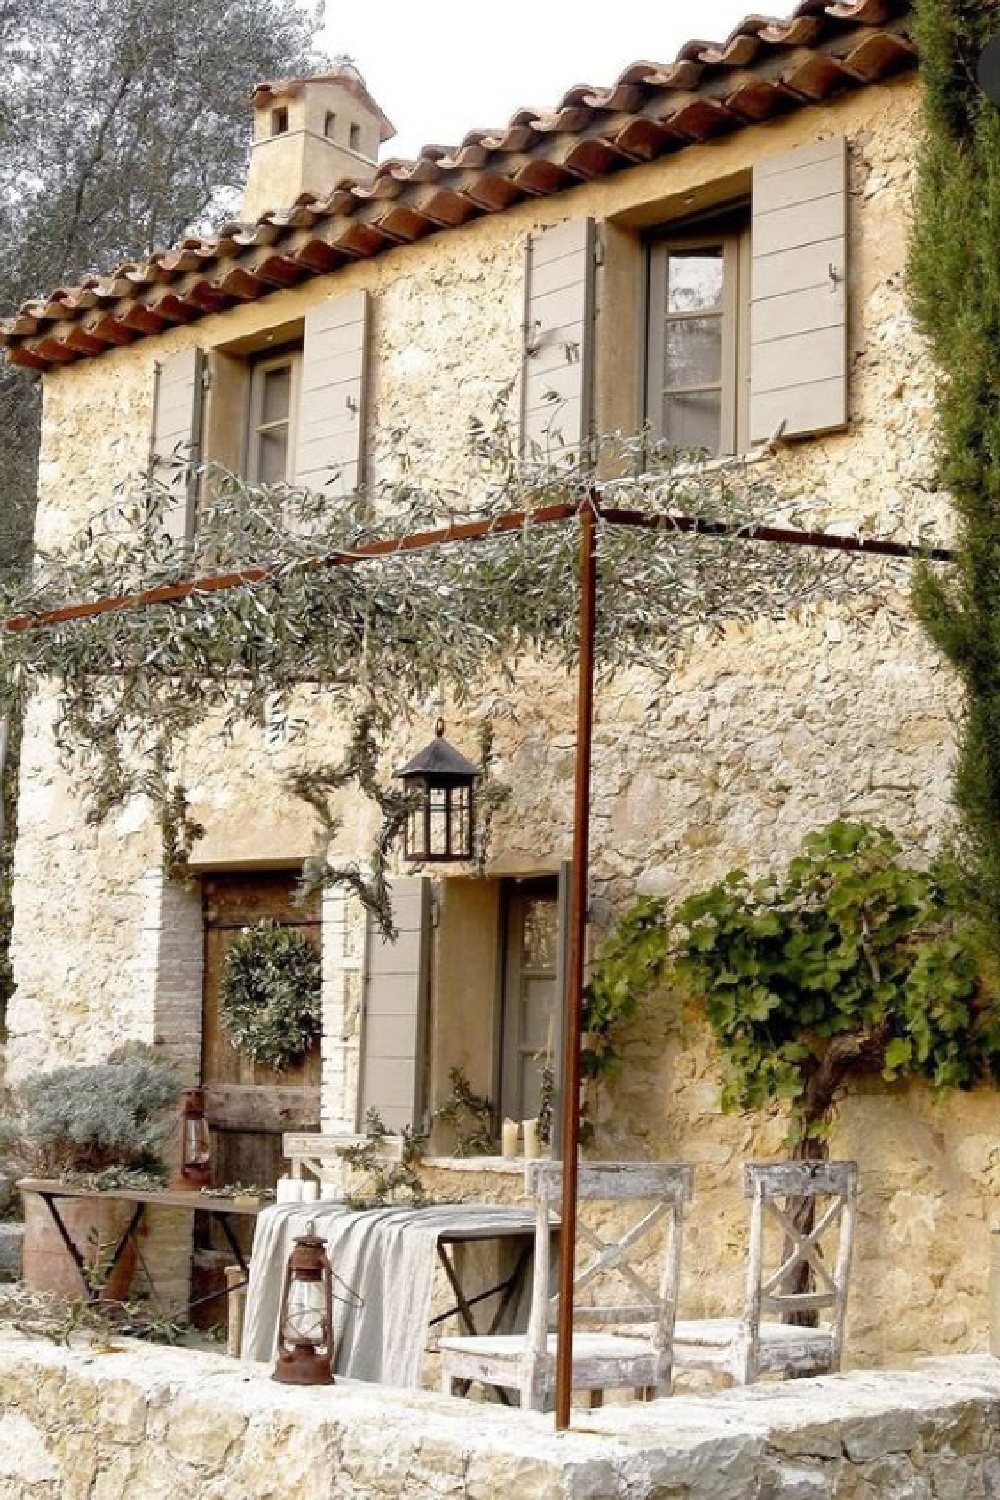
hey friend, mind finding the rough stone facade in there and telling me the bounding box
[0,1334,999,1499]
[6,71,992,1368]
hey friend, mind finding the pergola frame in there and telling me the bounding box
[2,493,952,1428]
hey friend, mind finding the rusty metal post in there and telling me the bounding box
[555,498,598,1431]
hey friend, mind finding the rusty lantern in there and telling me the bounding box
[272,1223,336,1386]
[174,1088,212,1189]
[396,719,477,863]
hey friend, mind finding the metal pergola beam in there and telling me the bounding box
[0,494,953,1430]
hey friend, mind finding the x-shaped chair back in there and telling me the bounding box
[743,1160,858,1358]
[525,1161,695,1364]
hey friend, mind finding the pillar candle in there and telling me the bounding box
[300,1179,320,1203]
[276,1176,303,1204]
[523,1119,539,1161]
[501,1118,518,1158]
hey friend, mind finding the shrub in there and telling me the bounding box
[0,1042,180,1182]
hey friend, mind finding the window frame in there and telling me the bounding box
[245,348,302,486]
[644,216,751,459]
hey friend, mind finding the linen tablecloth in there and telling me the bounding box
[242,1201,538,1386]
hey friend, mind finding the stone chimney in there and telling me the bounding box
[242,59,395,221]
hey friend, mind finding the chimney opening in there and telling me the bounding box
[324,111,337,140]
[349,121,361,151]
[271,106,289,137]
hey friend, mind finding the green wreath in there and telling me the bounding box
[218,920,322,1071]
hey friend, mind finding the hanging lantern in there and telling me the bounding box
[396,719,477,863]
[174,1089,213,1189]
[272,1223,336,1386]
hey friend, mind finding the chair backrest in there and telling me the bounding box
[743,1160,857,1357]
[524,1160,694,1360]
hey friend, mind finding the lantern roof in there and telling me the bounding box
[397,722,477,782]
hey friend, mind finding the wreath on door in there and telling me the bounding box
[218,919,322,1071]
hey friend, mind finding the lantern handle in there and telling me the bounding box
[435,717,445,738]
[331,1270,365,1310]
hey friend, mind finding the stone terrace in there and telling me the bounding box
[1,1333,999,1498]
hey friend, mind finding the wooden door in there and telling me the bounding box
[202,870,322,1191]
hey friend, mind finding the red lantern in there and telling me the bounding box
[272,1224,336,1385]
[174,1089,212,1189]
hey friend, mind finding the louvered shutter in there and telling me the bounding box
[150,348,203,543]
[750,137,848,443]
[295,288,370,494]
[521,219,596,461]
[358,877,432,1133]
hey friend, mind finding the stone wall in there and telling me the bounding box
[0,1332,999,1499]
[7,68,993,1367]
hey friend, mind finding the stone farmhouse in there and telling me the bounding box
[0,0,978,1366]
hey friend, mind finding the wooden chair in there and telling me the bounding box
[672,1160,858,1386]
[439,1160,694,1411]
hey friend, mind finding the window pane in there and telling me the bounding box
[664,316,723,390]
[257,427,288,484]
[523,896,558,970]
[667,250,724,313]
[663,390,721,454]
[261,365,291,425]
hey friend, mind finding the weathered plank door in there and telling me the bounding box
[201,870,322,1190]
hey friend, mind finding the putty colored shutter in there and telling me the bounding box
[150,348,203,542]
[358,877,431,1133]
[750,137,848,443]
[521,219,596,461]
[295,288,370,494]
[551,859,571,1158]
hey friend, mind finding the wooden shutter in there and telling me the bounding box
[750,137,848,443]
[295,288,370,494]
[521,219,596,461]
[358,877,432,1133]
[551,860,571,1158]
[150,347,203,542]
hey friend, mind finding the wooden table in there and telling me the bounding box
[18,1178,263,1310]
[243,1202,556,1396]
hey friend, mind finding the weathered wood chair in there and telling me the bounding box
[439,1160,694,1411]
[672,1159,858,1386]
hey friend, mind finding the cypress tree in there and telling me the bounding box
[910,0,1000,948]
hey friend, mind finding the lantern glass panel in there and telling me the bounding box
[285,1278,330,1348]
[454,784,471,857]
[183,1116,211,1170]
[429,786,449,857]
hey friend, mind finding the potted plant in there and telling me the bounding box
[1,1043,180,1303]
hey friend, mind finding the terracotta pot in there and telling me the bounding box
[21,1190,137,1305]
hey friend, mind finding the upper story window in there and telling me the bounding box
[349,121,362,151]
[271,106,289,137]
[324,111,337,140]
[247,351,301,484]
[645,216,750,458]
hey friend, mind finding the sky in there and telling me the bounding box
[320,0,763,160]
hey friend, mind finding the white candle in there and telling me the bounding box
[501,1118,518,1158]
[276,1176,303,1204]
[523,1119,539,1161]
[300,1179,320,1203]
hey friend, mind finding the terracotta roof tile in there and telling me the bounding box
[0,0,917,372]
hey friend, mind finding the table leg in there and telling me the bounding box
[215,1212,250,1278]
[38,1195,145,1305]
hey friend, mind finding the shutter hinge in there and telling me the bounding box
[430,886,441,928]
[200,364,212,392]
[594,234,605,269]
